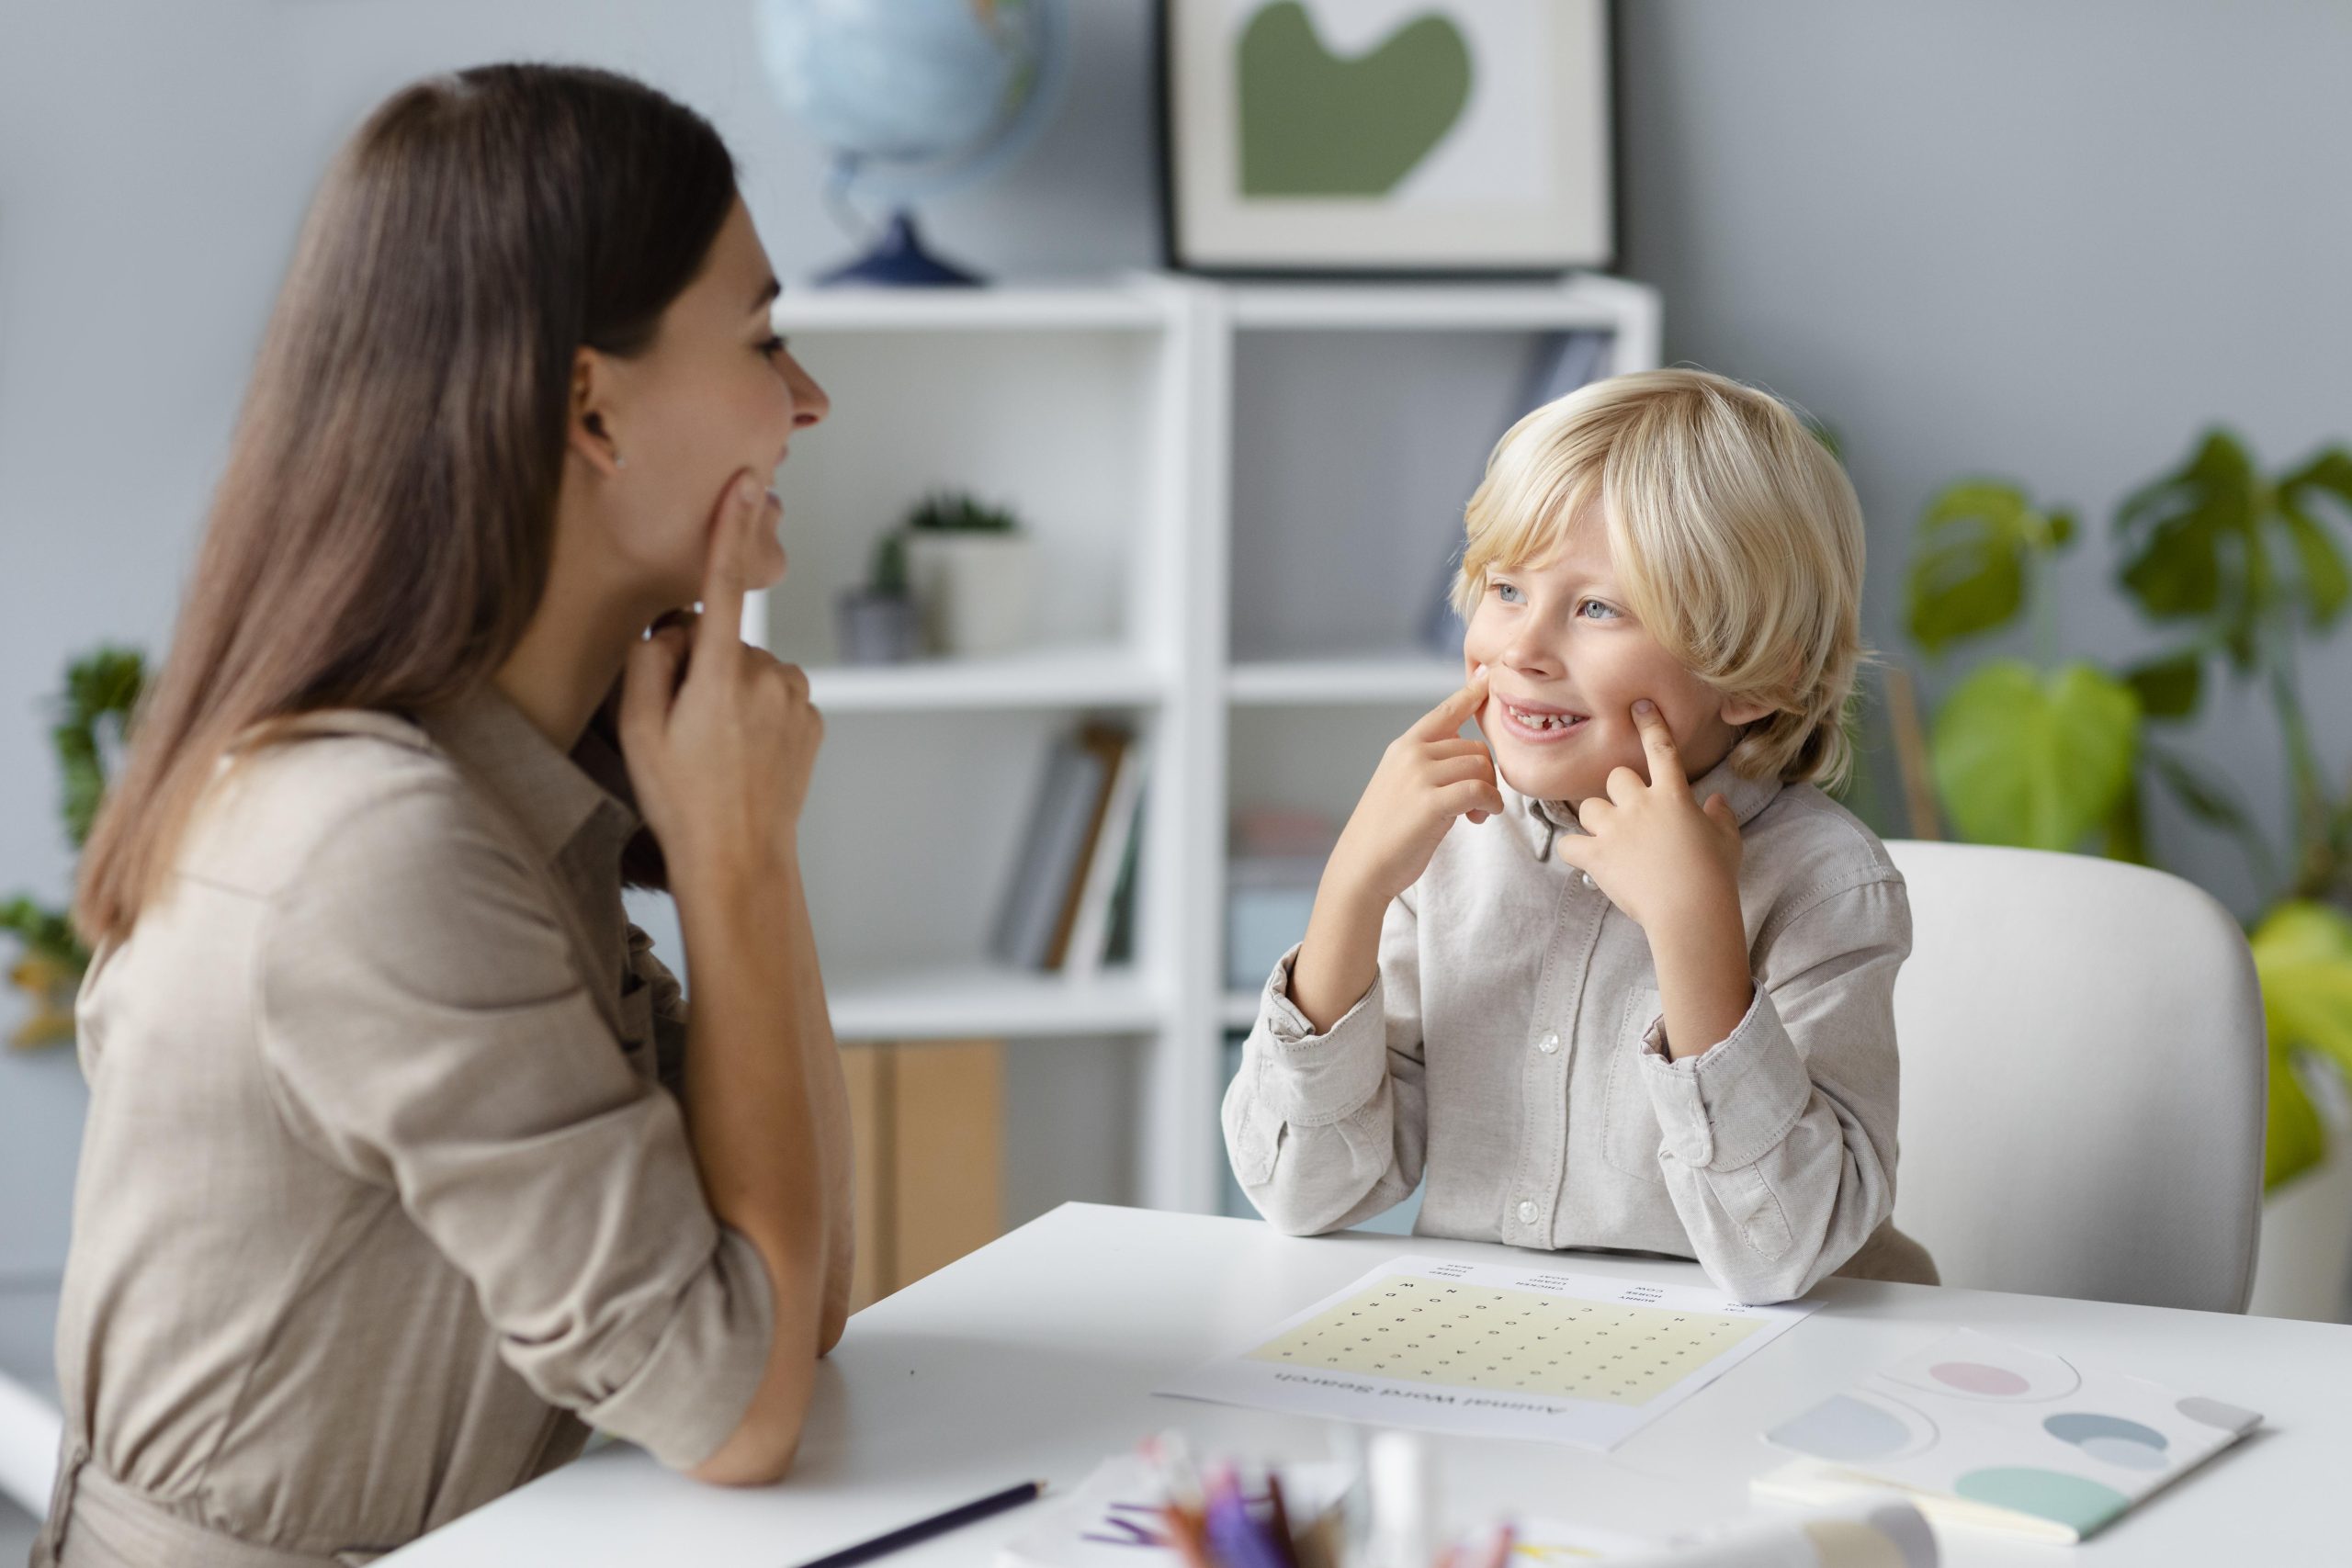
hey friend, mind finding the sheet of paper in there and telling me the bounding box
[1156,1254,1820,1449]
[1758,1328,2262,1542]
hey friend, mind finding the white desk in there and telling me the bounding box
[384,1203,2352,1566]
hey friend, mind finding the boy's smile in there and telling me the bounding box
[1463,509,1771,804]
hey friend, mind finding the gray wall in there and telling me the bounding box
[6,0,2348,1271]
[1617,0,2352,917]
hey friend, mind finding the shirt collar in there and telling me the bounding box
[416,683,640,867]
[1510,755,1785,860]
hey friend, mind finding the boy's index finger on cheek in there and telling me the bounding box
[1631,699,1688,788]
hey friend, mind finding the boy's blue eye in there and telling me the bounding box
[1491,581,1525,604]
[1577,599,1620,621]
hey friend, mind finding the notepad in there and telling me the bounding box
[1156,1255,1819,1449]
[1754,1329,2261,1542]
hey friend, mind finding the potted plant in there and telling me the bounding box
[900,491,1035,658]
[1903,432,2352,1315]
[833,531,922,665]
[3,646,144,1047]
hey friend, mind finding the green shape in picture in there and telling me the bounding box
[1238,2,1472,197]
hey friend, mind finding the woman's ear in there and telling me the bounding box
[568,347,625,478]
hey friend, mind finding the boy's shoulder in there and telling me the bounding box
[1741,780,1905,911]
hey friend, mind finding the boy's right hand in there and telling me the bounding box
[1322,672,1503,908]
[619,469,824,886]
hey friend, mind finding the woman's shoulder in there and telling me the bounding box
[178,709,522,902]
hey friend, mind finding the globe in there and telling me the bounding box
[753,0,1068,286]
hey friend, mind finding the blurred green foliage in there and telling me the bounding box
[1905,430,2352,1187]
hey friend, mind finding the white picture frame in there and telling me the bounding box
[1160,0,1613,274]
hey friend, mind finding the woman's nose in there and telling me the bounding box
[785,353,831,429]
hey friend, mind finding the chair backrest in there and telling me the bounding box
[1884,840,2266,1312]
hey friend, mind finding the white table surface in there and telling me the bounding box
[383,1202,2352,1567]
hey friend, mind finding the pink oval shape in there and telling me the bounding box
[1932,1360,2030,1396]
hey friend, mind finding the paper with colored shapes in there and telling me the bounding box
[1154,1255,1820,1448]
[1756,1328,2260,1542]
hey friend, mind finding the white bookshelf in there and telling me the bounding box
[757,273,1659,1214]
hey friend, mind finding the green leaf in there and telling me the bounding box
[2246,900,2352,1189]
[2251,901,2352,1085]
[2122,650,2203,720]
[2276,495,2350,627]
[1928,659,2142,851]
[2114,430,2258,627]
[1905,481,2071,653]
[2266,1038,2328,1189]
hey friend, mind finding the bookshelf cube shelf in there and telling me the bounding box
[750,274,1658,1221]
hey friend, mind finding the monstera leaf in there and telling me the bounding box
[1905,482,2077,654]
[1928,660,2140,851]
[2250,901,2352,1188]
[2115,431,2352,669]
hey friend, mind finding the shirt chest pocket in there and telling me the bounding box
[1600,987,1668,1185]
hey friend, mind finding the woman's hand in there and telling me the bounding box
[618,470,821,883]
[1323,672,1505,908]
[1556,700,1753,1059]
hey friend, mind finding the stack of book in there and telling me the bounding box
[990,722,1149,975]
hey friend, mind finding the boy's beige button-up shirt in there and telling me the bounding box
[36,691,773,1568]
[1222,762,1938,1305]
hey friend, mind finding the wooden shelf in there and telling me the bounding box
[773,283,1173,334]
[827,964,1164,1042]
[805,646,1168,713]
[1226,657,1464,706]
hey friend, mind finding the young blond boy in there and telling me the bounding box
[1223,367,1937,1304]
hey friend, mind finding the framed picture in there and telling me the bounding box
[1159,0,1613,275]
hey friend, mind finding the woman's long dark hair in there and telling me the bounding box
[79,64,736,944]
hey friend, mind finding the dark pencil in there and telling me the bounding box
[792,1480,1048,1568]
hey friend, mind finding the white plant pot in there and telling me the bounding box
[904,532,1035,658]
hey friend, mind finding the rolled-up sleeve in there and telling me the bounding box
[1221,889,1427,1235]
[254,784,772,1470]
[1634,874,1911,1303]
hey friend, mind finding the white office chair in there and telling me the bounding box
[1884,840,2266,1313]
[0,1280,61,1522]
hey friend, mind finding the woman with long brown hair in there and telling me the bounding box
[37,64,850,1566]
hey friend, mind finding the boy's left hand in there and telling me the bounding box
[1552,699,1743,930]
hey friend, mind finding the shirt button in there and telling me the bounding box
[1579,872,1597,890]
[1534,1030,1560,1055]
[1517,1199,1538,1224]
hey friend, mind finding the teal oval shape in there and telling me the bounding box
[1954,1467,2132,1535]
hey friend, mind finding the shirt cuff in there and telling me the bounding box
[1635,987,1814,1170]
[583,1224,776,1470]
[1253,942,1390,1127]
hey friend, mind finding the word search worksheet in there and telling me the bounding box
[1159,1256,1820,1448]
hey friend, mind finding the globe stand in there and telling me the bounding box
[820,211,981,288]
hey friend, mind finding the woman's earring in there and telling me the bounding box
[613,452,628,470]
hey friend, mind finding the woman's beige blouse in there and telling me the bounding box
[35,691,773,1568]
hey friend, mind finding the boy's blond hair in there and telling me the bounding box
[1451,367,1866,788]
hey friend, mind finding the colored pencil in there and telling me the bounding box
[791,1479,1046,1568]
